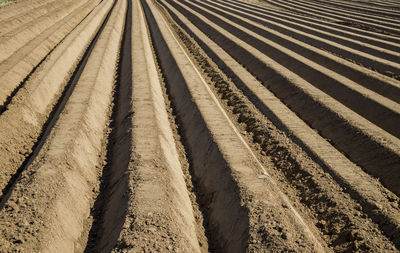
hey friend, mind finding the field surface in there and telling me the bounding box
[0,0,399,252]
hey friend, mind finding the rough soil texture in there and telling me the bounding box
[0,0,399,252]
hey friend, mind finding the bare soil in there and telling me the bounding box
[0,0,399,252]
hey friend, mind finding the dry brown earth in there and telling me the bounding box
[0,0,399,252]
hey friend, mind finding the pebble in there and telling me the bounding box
[316,220,326,228]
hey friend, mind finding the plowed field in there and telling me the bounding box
[0,0,399,252]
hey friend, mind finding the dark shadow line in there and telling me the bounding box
[0,0,103,114]
[84,0,132,251]
[0,0,117,210]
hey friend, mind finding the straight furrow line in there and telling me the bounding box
[157,1,400,250]
[230,0,400,46]
[0,0,114,204]
[0,0,123,251]
[0,0,65,35]
[311,0,400,18]
[192,0,400,137]
[86,0,208,251]
[324,0,400,12]
[0,0,399,251]
[0,0,84,62]
[166,0,400,198]
[265,0,400,36]
[0,0,101,110]
[0,0,53,22]
[294,0,400,23]
[268,0,400,31]
[218,0,400,66]
[144,0,328,251]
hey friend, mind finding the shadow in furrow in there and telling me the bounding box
[84,0,132,251]
[142,0,249,251]
[158,1,400,249]
[0,1,102,115]
[0,46,55,114]
[164,0,400,198]
[0,0,117,210]
[183,0,400,138]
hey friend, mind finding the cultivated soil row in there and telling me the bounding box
[0,0,399,252]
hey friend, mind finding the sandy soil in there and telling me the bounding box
[0,0,399,252]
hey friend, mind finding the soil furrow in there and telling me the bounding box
[0,0,83,63]
[177,0,400,130]
[233,0,400,45]
[215,0,400,67]
[1,0,399,251]
[321,0,400,12]
[84,0,134,248]
[188,0,400,119]
[143,0,329,251]
[347,0,400,9]
[221,0,400,83]
[0,0,114,203]
[0,0,65,35]
[0,0,52,22]
[311,0,400,18]
[0,0,101,108]
[166,0,400,197]
[265,0,400,35]
[156,1,400,250]
[86,1,208,251]
[0,0,124,251]
[292,0,400,23]
[192,0,400,137]
[356,0,400,9]
[239,0,400,46]
[270,0,400,28]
